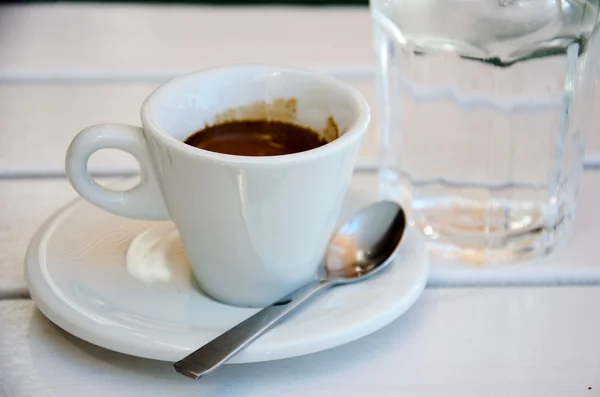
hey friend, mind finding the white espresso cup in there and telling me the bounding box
[66,65,370,307]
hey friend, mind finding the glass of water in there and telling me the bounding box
[372,0,600,264]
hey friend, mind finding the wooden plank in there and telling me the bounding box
[2,80,600,176]
[1,288,599,396]
[0,82,378,175]
[3,171,600,294]
[0,4,373,79]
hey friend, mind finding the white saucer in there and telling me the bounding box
[25,178,429,363]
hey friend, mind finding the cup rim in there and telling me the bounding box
[140,64,370,165]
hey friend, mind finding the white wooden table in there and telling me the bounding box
[1,4,600,396]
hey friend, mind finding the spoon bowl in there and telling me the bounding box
[175,200,406,380]
[326,200,406,281]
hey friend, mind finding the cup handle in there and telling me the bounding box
[66,124,170,220]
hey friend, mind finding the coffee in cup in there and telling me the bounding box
[184,120,333,156]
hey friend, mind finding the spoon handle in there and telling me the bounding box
[173,279,332,379]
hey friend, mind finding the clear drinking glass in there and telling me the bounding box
[371,0,600,264]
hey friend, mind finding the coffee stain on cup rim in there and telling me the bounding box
[210,98,339,143]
